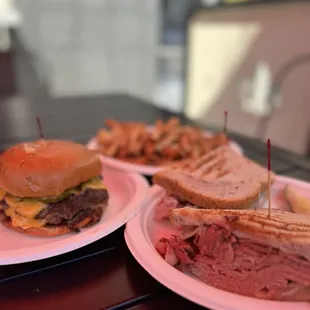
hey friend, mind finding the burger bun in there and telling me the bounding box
[0,140,102,197]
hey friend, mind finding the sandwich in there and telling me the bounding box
[153,146,276,220]
[0,139,109,237]
[156,207,310,301]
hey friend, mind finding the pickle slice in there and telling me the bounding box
[284,184,310,215]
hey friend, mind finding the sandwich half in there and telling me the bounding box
[153,146,276,220]
[156,208,310,301]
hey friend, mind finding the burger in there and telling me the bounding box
[0,139,109,237]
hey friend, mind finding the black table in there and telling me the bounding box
[0,94,310,310]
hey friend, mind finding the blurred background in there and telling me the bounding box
[1,0,310,156]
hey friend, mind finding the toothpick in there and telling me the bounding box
[267,139,271,218]
[36,116,44,139]
[224,111,228,134]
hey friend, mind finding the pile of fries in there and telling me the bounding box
[96,117,229,166]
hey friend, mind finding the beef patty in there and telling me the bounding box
[0,188,109,230]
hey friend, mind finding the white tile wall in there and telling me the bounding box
[16,0,160,101]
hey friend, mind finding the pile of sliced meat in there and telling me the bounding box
[156,224,310,300]
[154,194,195,220]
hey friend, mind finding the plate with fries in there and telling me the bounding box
[87,118,243,175]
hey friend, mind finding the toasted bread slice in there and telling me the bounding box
[153,146,275,209]
[170,207,310,247]
[154,170,261,209]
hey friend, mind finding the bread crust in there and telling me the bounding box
[154,170,261,209]
[0,140,102,197]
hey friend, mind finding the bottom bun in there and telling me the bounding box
[2,219,73,237]
[2,207,105,237]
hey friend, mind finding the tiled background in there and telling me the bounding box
[15,0,184,111]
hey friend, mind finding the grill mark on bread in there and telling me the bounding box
[184,147,226,172]
[216,170,230,178]
[153,146,276,210]
[188,153,218,171]
[193,158,226,178]
[170,208,310,240]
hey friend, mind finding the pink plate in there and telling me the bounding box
[87,129,243,176]
[0,167,149,265]
[125,176,310,310]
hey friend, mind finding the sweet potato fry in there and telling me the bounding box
[96,117,229,166]
[156,129,181,151]
[180,134,192,153]
[151,119,164,141]
[128,125,145,154]
[144,141,156,157]
[161,145,182,160]
[166,117,180,130]
[121,156,148,165]
[105,119,122,130]
[105,144,119,157]
[97,130,113,145]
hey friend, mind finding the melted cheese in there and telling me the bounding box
[4,196,47,229]
[4,196,46,218]
[0,177,106,230]
[82,178,106,190]
[7,211,46,229]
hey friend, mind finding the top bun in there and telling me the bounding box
[0,140,102,197]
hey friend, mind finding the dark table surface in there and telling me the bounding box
[1,94,310,310]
